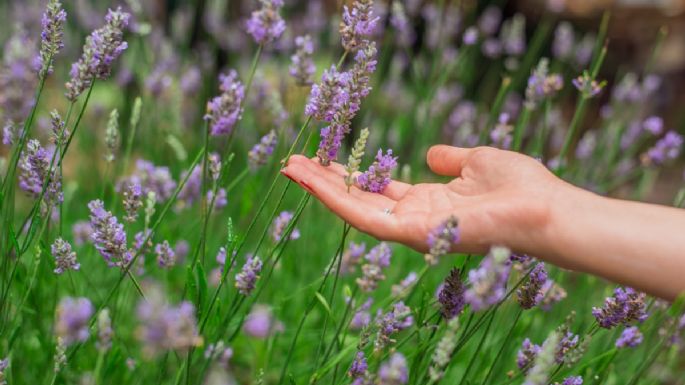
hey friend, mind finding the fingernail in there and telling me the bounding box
[281,169,296,183]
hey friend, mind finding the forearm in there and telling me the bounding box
[534,185,685,300]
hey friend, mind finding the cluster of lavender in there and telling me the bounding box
[55,297,94,346]
[525,59,563,110]
[271,211,301,242]
[592,287,648,329]
[51,237,79,274]
[243,305,283,339]
[437,268,465,319]
[425,216,460,263]
[204,70,246,136]
[18,139,62,206]
[246,0,286,45]
[135,286,202,357]
[88,200,132,268]
[463,246,511,311]
[357,149,398,193]
[248,130,277,169]
[374,302,414,352]
[118,159,177,202]
[289,35,315,86]
[36,0,66,76]
[65,7,130,101]
[235,255,263,295]
[356,242,392,292]
[341,241,367,274]
[517,329,581,373]
[349,352,408,385]
[517,263,549,309]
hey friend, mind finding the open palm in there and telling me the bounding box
[283,145,563,255]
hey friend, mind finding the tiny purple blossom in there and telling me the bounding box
[427,216,460,258]
[438,268,465,319]
[642,116,664,136]
[51,237,80,274]
[36,0,67,76]
[235,255,263,295]
[271,211,300,242]
[645,131,683,166]
[592,287,648,329]
[357,242,392,292]
[18,139,62,205]
[305,65,350,123]
[289,35,316,86]
[463,26,479,45]
[464,247,511,311]
[616,326,643,348]
[517,338,541,372]
[375,302,413,351]
[123,183,143,222]
[560,376,583,385]
[517,263,548,309]
[155,240,176,268]
[340,0,379,52]
[348,351,368,378]
[248,130,277,169]
[55,297,94,346]
[378,352,409,385]
[350,298,373,330]
[357,149,398,193]
[246,0,286,45]
[88,200,132,268]
[204,70,245,136]
[243,305,282,338]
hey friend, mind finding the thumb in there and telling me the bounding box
[426,145,473,177]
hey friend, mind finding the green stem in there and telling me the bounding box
[482,308,523,385]
[513,107,532,152]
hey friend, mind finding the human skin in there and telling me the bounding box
[281,144,685,301]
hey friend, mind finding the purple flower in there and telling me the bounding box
[645,131,683,166]
[18,139,62,206]
[271,211,300,242]
[72,220,93,246]
[248,130,278,169]
[235,255,263,296]
[572,72,604,98]
[464,247,511,311]
[65,7,130,100]
[392,271,418,296]
[525,59,563,109]
[289,35,316,86]
[560,376,583,385]
[119,159,177,202]
[517,263,548,309]
[390,2,415,47]
[122,183,143,222]
[342,241,367,274]
[51,237,80,274]
[592,287,648,329]
[478,6,502,36]
[357,243,392,292]
[517,338,541,372]
[350,298,373,330]
[463,26,479,45]
[438,268,465,319]
[174,240,190,261]
[340,0,379,52]
[348,351,368,379]
[552,22,575,61]
[555,332,579,364]
[0,29,38,142]
[357,149,398,193]
[246,0,286,45]
[177,166,202,208]
[136,289,202,357]
[482,38,502,58]
[155,240,176,268]
[204,70,245,136]
[490,113,513,150]
[378,352,409,385]
[500,14,526,56]
[88,200,132,268]
[243,305,282,338]
[575,131,597,160]
[305,65,350,123]
[574,33,595,68]
[36,0,67,76]
[207,188,227,210]
[540,280,567,311]
[375,302,413,351]
[616,326,643,348]
[642,116,664,136]
[180,66,201,95]
[55,297,94,346]
[427,216,460,259]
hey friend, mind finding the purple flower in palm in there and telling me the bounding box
[357,149,398,193]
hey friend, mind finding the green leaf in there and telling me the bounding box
[195,263,208,311]
[314,292,332,318]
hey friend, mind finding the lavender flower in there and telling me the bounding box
[523,331,560,385]
[177,166,202,208]
[478,6,502,36]
[482,38,502,58]
[357,149,398,193]
[155,240,176,268]
[616,326,643,348]
[642,116,664,136]
[289,35,315,86]
[235,255,263,295]
[342,242,367,274]
[426,216,460,260]
[575,131,597,160]
[248,130,277,169]
[375,302,413,351]
[88,199,132,268]
[490,113,513,150]
[72,221,93,246]
[96,309,113,353]
[135,286,202,357]
[49,109,68,147]
[123,183,143,222]
[525,59,563,109]
[55,297,94,346]
[350,298,373,330]
[558,376,583,385]
[357,242,392,292]
[0,358,7,385]
[119,159,177,202]
[501,14,526,56]
[574,33,595,68]
[51,237,80,274]
[463,27,478,45]
[428,317,460,382]
[540,280,567,311]
[390,2,415,48]
[305,66,350,122]
[464,246,511,311]
[37,0,67,76]
[348,351,368,379]
[205,70,245,136]
[271,211,301,242]
[340,0,379,52]
[18,139,62,205]
[552,22,575,61]
[438,268,465,319]
[556,331,580,364]
[378,353,409,385]
[517,338,541,373]
[644,131,683,166]
[592,287,648,329]
[243,305,283,338]
[65,7,130,100]
[246,0,286,45]
[207,188,227,210]
[572,72,605,98]
[517,263,548,309]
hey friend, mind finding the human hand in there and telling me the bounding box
[282,145,570,256]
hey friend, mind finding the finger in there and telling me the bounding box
[282,162,403,241]
[325,160,413,200]
[426,145,474,177]
[293,157,397,209]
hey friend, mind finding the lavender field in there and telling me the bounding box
[0,0,684,384]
